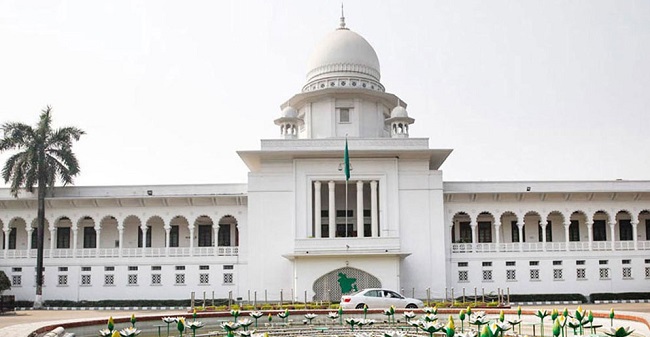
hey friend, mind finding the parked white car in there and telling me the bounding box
[340,288,424,309]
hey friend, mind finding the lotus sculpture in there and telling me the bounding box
[304,313,318,325]
[238,318,253,331]
[604,326,634,337]
[249,311,263,328]
[119,326,141,337]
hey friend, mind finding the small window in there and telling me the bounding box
[576,260,586,265]
[599,260,608,265]
[81,267,91,272]
[458,262,468,267]
[104,274,114,285]
[482,270,493,281]
[58,267,68,272]
[622,259,631,265]
[553,269,563,280]
[223,265,234,270]
[506,261,516,266]
[530,269,540,280]
[199,265,210,270]
[199,274,209,284]
[645,259,650,264]
[622,267,632,279]
[57,275,68,286]
[223,273,234,284]
[529,261,539,266]
[105,266,115,271]
[458,270,468,282]
[339,108,350,123]
[482,262,492,267]
[128,274,138,285]
[506,270,516,280]
[151,266,162,271]
[12,275,21,286]
[175,274,185,285]
[81,275,91,285]
[151,274,161,285]
[645,267,650,279]
[175,266,185,271]
[576,268,586,280]
[553,261,562,266]
[128,266,138,271]
[12,267,22,273]
[599,268,610,279]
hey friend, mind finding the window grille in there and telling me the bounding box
[128,274,138,285]
[151,274,161,285]
[458,270,468,282]
[58,275,68,286]
[506,270,516,281]
[599,268,610,279]
[104,274,114,285]
[482,270,492,281]
[12,275,21,286]
[622,267,632,279]
[81,275,91,285]
[553,269,563,280]
[199,274,209,284]
[576,268,586,280]
[223,273,234,284]
[175,274,185,285]
[530,269,540,280]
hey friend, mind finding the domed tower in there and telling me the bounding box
[274,106,303,139]
[279,15,412,139]
[385,105,415,138]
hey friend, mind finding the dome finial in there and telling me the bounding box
[339,3,347,29]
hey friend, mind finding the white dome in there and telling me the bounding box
[391,106,409,118]
[281,106,298,118]
[306,28,380,83]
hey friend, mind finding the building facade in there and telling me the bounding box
[1,18,649,303]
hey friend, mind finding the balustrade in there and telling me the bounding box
[2,245,240,259]
[451,240,650,254]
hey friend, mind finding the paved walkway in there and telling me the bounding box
[0,303,648,337]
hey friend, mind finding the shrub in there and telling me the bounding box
[590,292,650,301]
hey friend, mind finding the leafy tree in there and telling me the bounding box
[0,271,10,294]
[0,106,84,308]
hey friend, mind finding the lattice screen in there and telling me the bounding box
[312,267,381,301]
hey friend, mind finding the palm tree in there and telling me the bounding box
[0,106,84,308]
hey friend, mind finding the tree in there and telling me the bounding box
[0,271,10,294]
[0,106,84,308]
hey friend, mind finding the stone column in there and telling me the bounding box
[564,221,571,252]
[49,227,56,258]
[212,224,218,256]
[609,221,616,251]
[118,224,124,258]
[72,225,79,257]
[632,220,638,250]
[314,181,322,238]
[370,180,378,237]
[189,225,195,257]
[586,221,593,251]
[356,180,364,238]
[94,226,101,257]
[494,222,501,252]
[470,221,477,252]
[3,227,9,258]
[540,221,547,252]
[328,181,336,238]
[517,222,524,252]
[140,225,148,257]
[26,227,33,251]
[165,225,171,256]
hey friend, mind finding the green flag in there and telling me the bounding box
[344,139,350,181]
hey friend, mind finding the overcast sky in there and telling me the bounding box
[1,1,649,187]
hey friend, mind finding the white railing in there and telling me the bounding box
[3,246,239,259]
[451,240,650,254]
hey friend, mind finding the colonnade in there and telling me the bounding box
[312,180,379,238]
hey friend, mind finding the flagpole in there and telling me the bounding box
[345,178,348,237]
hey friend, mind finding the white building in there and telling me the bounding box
[1,17,649,303]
